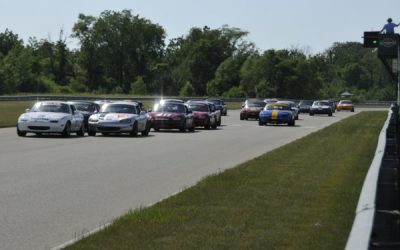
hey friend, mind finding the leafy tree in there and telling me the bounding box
[130,76,146,95]
[72,10,165,93]
[179,81,195,97]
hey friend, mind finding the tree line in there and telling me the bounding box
[0,9,395,101]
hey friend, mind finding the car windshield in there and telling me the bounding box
[153,103,185,113]
[72,103,97,112]
[101,104,137,114]
[31,103,70,113]
[266,105,290,111]
[314,101,330,106]
[208,99,223,105]
[189,104,209,112]
[299,100,313,105]
[247,102,265,108]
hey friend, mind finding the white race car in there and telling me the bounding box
[88,102,151,137]
[17,101,85,137]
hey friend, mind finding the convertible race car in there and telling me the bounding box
[149,101,195,132]
[17,101,85,137]
[258,102,295,126]
[88,101,151,137]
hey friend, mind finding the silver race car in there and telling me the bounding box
[17,101,85,137]
[88,101,150,137]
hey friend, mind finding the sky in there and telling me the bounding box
[1,0,400,54]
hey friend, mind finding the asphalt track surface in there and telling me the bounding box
[0,108,384,249]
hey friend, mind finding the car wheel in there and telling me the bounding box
[130,122,138,137]
[204,119,210,130]
[17,127,26,137]
[309,112,314,116]
[295,114,299,120]
[101,132,110,136]
[62,122,71,137]
[77,124,85,136]
[211,122,217,129]
[258,120,264,126]
[351,108,354,112]
[180,120,187,132]
[142,123,150,136]
[328,112,332,117]
[288,119,295,126]
[217,118,221,126]
[240,114,244,120]
[88,130,96,136]
[153,126,160,132]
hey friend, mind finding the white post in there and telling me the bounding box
[398,35,400,105]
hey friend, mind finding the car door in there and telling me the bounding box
[185,106,194,127]
[136,106,147,131]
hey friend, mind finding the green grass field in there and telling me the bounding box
[66,111,386,250]
[0,101,35,128]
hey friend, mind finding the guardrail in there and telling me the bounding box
[346,106,400,249]
[0,95,393,106]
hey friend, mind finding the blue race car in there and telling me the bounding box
[259,103,295,126]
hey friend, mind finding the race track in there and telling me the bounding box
[0,109,382,249]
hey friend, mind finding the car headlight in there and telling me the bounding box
[120,119,132,124]
[19,116,29,122]
[89,117,99,122]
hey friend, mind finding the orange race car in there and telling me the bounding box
[336,100,354,112]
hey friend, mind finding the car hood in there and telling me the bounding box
[150,112,183,119]
[311,105,330,109]
[244,107,263,111]
[20,112,70,120]
[193,111,209,117]
[91,113,137,121]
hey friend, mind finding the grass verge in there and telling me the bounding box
[0,101,35,128]
[66,111,386,250]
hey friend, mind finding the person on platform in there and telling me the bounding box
[381,18,400,34]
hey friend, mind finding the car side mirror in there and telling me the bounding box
[25,108,30,112]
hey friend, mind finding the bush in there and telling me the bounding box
[179,81,195,97]
[223,86,246,98]
[131,76,147,95]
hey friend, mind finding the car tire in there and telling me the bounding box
[88,130,96,136]
[328,112,332,117]
[204,119,210,130]
[288,119,295,126]
[101,132,110,136]
[180,120,187,132]
[217,118,221,126]
[62,122,71,137]
[351,108,354,112]
[77,124,85,136]
[240,114,244,120]
[142,123,150,136]
[309,112,314,116]
[130,122,138,137]
[258,120,264,126]
[17,127,26,137]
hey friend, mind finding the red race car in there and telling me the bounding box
[187,101,218,129]
[149,101,195,132]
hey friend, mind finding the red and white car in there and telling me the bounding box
[149,102,195,132]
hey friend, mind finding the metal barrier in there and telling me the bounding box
[0,95,393,106]
[346,107,400,249]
